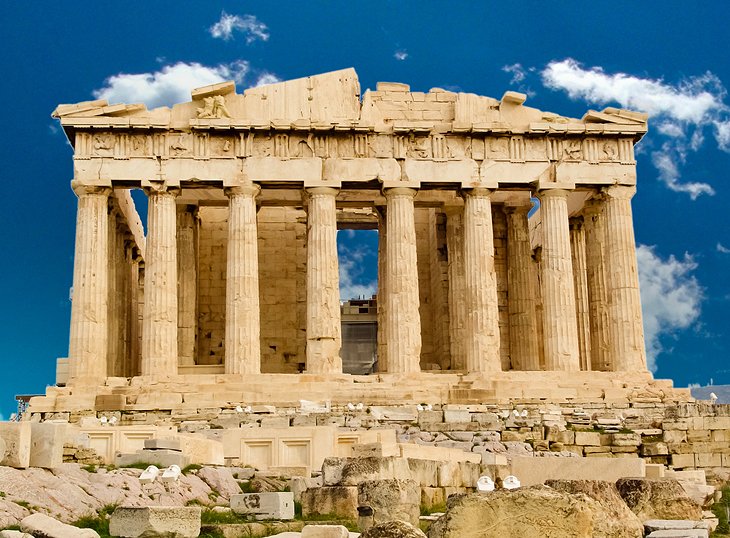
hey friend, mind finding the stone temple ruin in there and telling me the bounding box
[35,67,680,412]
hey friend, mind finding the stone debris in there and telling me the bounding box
[616,478,703,521]
[108,506,201,538]
[20,512,100,537]
[361,520,426,538]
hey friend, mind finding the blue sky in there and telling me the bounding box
[2,2,730,416]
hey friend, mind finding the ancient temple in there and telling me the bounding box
[32,68,684,414]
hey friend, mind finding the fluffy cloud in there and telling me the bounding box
[338,241,377,301]
[637,244,703,370]
[540,58,730,198]
[394,50,408,61]
[717,243,730,254]
[209,12,269,43]
[503,63,527,84]
[93,61,271,109]
[254,72,281,86]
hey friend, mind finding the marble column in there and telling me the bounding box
[384,187,421,373]
[570,217,592,371]
[177,205,198,366]
[505,204,540,370]
[445,206,467,371]
[305,187,342,373]
[583,197,610,371]
[462,188,501,373]
[68,183,111,381]
[376,206,388,372]
[603,185,647,371]
[141,186,179,376]
[538,189,580,371]
[225,185,262,375]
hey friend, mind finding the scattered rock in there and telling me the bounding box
[358,479,420,527]
[196,466,241,499]
[20,512,100,538]
[361,520,426,538]
[616,478,703,521]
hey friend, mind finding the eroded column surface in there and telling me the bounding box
[177,205,198,366]
[462,188,501,373]
[603,185,647,371]
[505,204,540,370]
[570,217,592,371]
[376,207,388,372]
[583,198,610,371]
[141,186,179,376]
[225,185,262,375]
[384,188,421,373]
[538,189,580,371]
[305,187,342,373]
[68,183,111,382]
[445,206,467,371]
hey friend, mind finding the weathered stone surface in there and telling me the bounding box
[361,521,426,538]
[196,466,241,499]
[545,479,643,538]
[0,422,31,468]
[615,478,703,521]
[358,479,420,527]
[301,486,358,519]
[109,506,201,537]
[0,531,34,538]
[426,487,633,538]
[21,512,100,538]
[30,423,67,469]
[230,492,295,520]
[324,457,411,486]
[301,524,350,537]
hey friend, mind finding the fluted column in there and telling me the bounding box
[538,189,580,371]
[505,204,540,370]
[445,206,467,371]
[570,217,592,371]
[305,187,342,373]
[376,207,388,372]
[583,197,610,371]
[603,185,647,371]
[68,183,111,382]
[225,186,262,374]
[177,205,198,366]
[141,186,179,376]
[384,188,421,373]
[462,188,501,373]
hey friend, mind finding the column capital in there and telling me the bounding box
[443,203,464,217]
[144,184,180,198]
[71,181,111,197]
[461,186,493,198]
[582,195,605,216]
[306,186,339,197]
[225,184,261,198]
[602,184,636,200]
[569,216,584,230]
[383,186,417,199]
[537,188,570,199]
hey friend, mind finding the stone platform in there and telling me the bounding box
[28,371,690,415]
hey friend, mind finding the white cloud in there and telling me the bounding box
[503,63,527,84]
[637,244,703,371]
[338,243,377,301]
[394,50,408,61]
[93,61,255,109]
[254,72,281,86]
[209,12,269,43]
[541,58,730,198]
[717,243,730,254]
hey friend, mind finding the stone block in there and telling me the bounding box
[301,486,358,519]
[645,464,666,479]
[21,513,100,538]
[144,438,181,451]
[646,529,707,537]
[611,433,641,446]
[230,491,295,520]
[177,433,224,466]
[260,416,290,428]
[398,443,481,463]
[301,525,349,538]
[0,422,31,468]
[695,453,721,468]
[109,506,201,537]
[269,465,308,477]
[443,409,471,423]
[289,476,323,502]
[369,406,417,421]
[511,455,645,486]
[352,442,399,458]
[115,449,189,468]
[420,487,446,509]
[644,519,711,532]
[30,423,66,468]
[671,454,696,469]
[323,456,411,486]
[437,461,460,487]
[406,458,438,487]
[663,430,687,444]
[574,431,601,446]
[358,479,420,527]
[642,442,669,456]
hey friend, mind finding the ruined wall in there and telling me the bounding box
[257,206,307,373]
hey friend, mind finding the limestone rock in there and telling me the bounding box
[196,466,241,499]
[545,479,643,538]
[615,478,703,521]
[358,479,420,527]
[0,531,34,538]
[108,506,201,537]
[0,437,7,462]
[323,457,411,486]
[301,486,358,519]
[361,521,426,538]
[20,512,100,538]
[301,525,350,537]
[426,487,630,538]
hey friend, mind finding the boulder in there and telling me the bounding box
[20,512,100,538]
[108,506,201,538]
[545,479,643,538]
[426,487,632,538]
[301,486,359,519]
[358,479,420,527]
[0,531,34,538]
[361,520,426,538]
[196,466,241,499]
[615,478,703,521]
